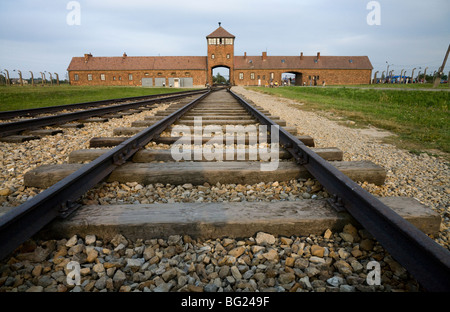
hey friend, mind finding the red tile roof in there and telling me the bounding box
[67,56,207,71]
[67,54,372,72]
[234,55,373,70]
[206,26,235,38]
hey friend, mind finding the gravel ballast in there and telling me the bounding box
[0,230,421,292]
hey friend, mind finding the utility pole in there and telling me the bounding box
[15,70,23,86]
[433,44,450,88]
[48,72,53,86]
[411,68,416,83]
[386,62,389,82]
[4,69,10,86]
[29,71,34,86]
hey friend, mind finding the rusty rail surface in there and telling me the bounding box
[0,89,205,120]
[0,89,208,137]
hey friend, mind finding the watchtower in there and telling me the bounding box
[206,23,235,85]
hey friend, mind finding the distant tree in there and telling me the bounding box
[213,73,228,84]
[417,74,435,83]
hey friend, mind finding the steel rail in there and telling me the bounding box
[0,90,211,261]
[0,89,206,120]
[0,90,208,138]
[229,89,450,292]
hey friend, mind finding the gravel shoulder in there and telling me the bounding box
[232,86,449,250]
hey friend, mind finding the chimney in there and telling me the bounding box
[123,52,127,58]
[84,53,92,63]
[317,52,320,60]
[262,51,267,61]
[244,52,247,60]
[300,52,303,60]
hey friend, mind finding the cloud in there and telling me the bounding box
[0,0,448,79]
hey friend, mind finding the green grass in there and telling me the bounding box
[332,83,450,89]
[0,85,197,111]
[249,86,450,155]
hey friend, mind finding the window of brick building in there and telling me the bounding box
[128,74,133,81]
[185,72,190,76]
[100,74,106,81]
[270,72,274,80]
[113,76,116,81]
[88,74,93,81]
[211,54,215,59]
[239,72,244,80]
[119,76,122,81]
[74,74,79,81]
[226,54,230,59]
[250,73,255,80]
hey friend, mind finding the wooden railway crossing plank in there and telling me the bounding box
[78,117,109,123]
[41,197,441,242]
[132,119,287,127]
[89,137,128,147]
[112,126,298,136]
[24,160,385,188]
[89,134,314,147]
[101,114,123,119]
[58,123,84,129]
[24,129,63,136]
[0,135,40,143]
[68,147,343,163]
[149,115,267,120]
[158,111,267,116]
[157,135,313,146]
[107,161,386,186]
[112,127,147,135]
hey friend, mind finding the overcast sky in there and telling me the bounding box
[0,0,449,80]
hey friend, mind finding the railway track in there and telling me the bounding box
[0,88,449,292]
[0,89,208,140]
[0,89,201,120]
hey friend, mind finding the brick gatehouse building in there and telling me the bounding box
[67,25,373,87]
